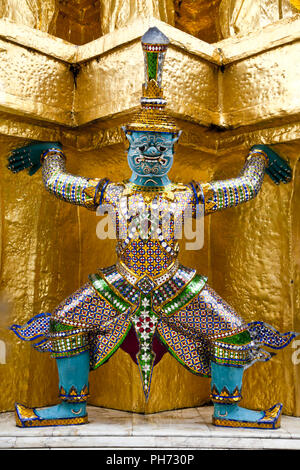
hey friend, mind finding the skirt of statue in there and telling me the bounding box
[51,281,248,375]
[11,278,297,379]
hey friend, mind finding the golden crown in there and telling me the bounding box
[125,27,180,134]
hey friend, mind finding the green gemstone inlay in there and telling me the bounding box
[89,273,131,313]
[147,52,158,81]
[162,275,207,316]
[50,320,74,333]
[220,330,251,345]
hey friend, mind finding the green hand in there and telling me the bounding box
[7,141,62,176]
[251,144,292,185]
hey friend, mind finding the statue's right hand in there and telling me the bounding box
[7,141,62,176]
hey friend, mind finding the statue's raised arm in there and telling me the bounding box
[7,142,109,210]
[191,144,292,215]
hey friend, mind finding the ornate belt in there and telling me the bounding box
[98,261,196,301]
[116,259,179,287]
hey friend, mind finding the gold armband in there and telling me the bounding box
[192,181,216,215]
[246,149,269,166]
[83,178,110,209]
[40,148,66,164]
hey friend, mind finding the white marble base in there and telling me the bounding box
[1,405,300,450]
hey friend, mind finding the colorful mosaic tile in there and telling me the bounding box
[191,154,267,215]
[131,295,159,397]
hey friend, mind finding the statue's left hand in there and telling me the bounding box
[251,144,292,185]
[7,141,62,176]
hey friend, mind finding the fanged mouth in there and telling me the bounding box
[135,154,167,165]
[136,155,159,163]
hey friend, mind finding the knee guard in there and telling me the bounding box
[49,320,90,359]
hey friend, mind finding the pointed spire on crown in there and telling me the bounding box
[125,27,180,134]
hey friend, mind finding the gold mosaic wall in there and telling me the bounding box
[0,3,299,415]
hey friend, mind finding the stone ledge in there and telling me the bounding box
[1,405,300,450]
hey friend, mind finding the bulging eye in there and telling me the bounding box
[159,146,166,152]
[139,145,146,152]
